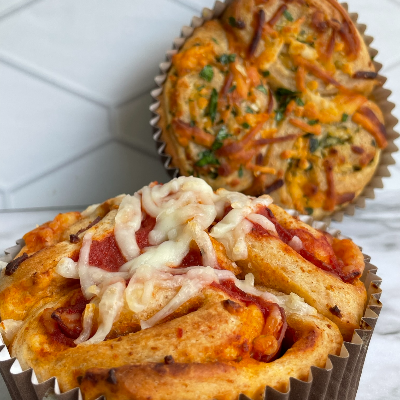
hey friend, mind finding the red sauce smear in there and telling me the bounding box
[212,279,287,363]
[179,247,203,268]
[135,213,157,249]
[89,234,126,272]
[256,207,358,283]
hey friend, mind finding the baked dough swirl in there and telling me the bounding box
[159,0,386,218]
[0,177,366,399]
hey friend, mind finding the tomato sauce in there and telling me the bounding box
[89,234,126,272]
[135,213,156,249]
[254,207,357,282]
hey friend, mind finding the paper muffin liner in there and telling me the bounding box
[0,214,382,400]
[150,0,399,223]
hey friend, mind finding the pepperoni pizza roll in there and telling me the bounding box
[1,177,365,399]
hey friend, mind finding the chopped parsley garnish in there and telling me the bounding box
[371,139,377,147]
[275,110,284,122]
[246,106,255,114]
[212,37,219,44]
[190,120,196,127]
[197,85,205,91]
[242,122,250,129]
[304,207,314,215]
[208,88,218,123]
[297,39,315,47]
[261,70,270,77]
[195,150,220,167]
[283,10,294,21]
[341,113,349,122]
[256,85,268,95]
[211,126,231,150]
[274,88,299,122]
[296,97,305,106]
[319,135,349,149]
[231,108,238,117]
[228,16,237,27]
[308,135,319,153]
[199,65,214,82]
[217,53,236,65]
[238,165,244,178]
[308,119,319,125]
[228,84,236,93]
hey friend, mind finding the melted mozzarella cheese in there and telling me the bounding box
[74,303,96,345]
[65,176,316,344]
[288,236,303,251]
[82,281,125,345]
[114,194,142,260]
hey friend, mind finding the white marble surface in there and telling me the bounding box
[0,0,399,399]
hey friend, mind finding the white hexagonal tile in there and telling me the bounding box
[0,0,195,105]
[10,141,170,208]
[0,0,34,17]
[116,93,156,156]
[0,62,110,191]
[348,0,400,69]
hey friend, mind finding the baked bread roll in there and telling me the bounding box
[0,177,366,399]
[158,0,386,218]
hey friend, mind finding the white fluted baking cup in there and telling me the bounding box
[0,215,381,400]
[150,0,399,223]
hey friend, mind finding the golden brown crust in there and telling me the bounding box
[80,313,342,400]
[159,0,385,217]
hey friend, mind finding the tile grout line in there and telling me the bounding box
[167,0,201,14]
[115,86,155,109]
[113,137,160,161]
[7,138,114,193]
[0,0,42,21]
[0,55,110,109]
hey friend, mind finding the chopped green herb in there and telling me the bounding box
[283,9,294,21]
[212,37,219,44]
[211,126,231,150]
[319,134,350,149]
[231,108,238,117]
[228,16,237,27]
[238,165,244,178]
[209,171,219,179]
[246,106,255,114]
[297,39,315,47]
[166,123,171,130]
[242,122,250,129]
[187,170,194,175]
[296,97,305,106]
[208,88,218,123]
[341,113,349,122]
[304,207,314,215]
[199,65,214,82]
[217,53,236,65]
[275,110,284,122]
[371,139,377,147]
[370,55,375,61]
[261,70,270,77]
[195,150,220,167]
[308,119,319,125]
[274,88,299,122]
[228,84,236,93]
[308,136,319,153]
[256,85,268,95]
[190,120,196,127]
[197,85,205,91]
[300,29,306,35]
